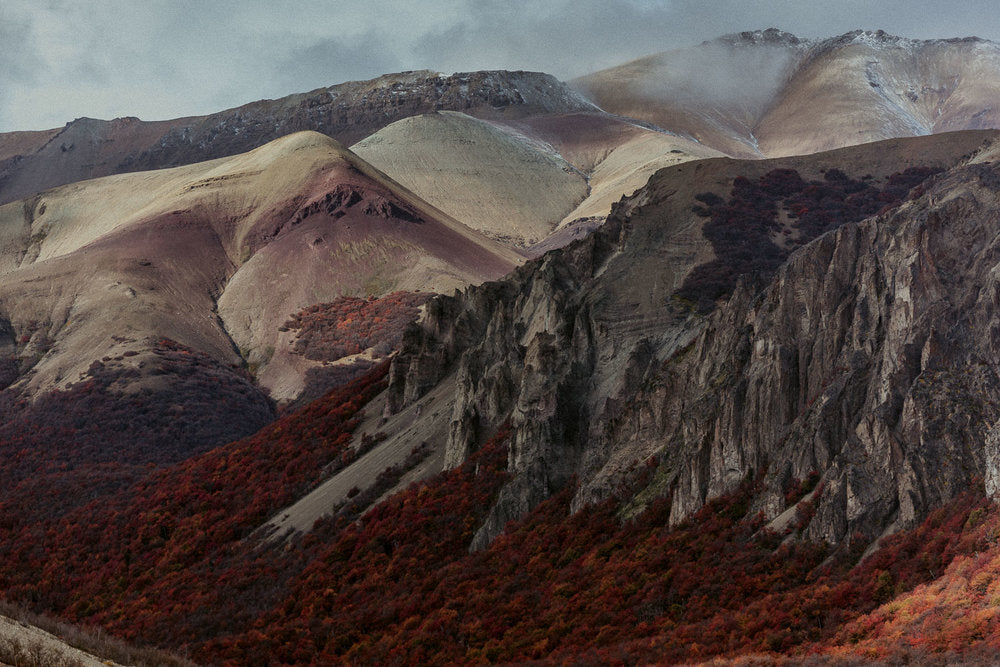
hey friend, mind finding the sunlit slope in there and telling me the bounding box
[757,33,1000,156]
[572,30,806,157]
[355,110,723,247]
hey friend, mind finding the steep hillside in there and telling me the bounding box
[0,131,519,411]
[756,32,1000,156]
[0,70,594,206]
[572,28,808,157]
[573,29,1000,158]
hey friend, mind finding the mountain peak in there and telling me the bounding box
[714,28,806,47]
[823,28,990,51]
[835,28,917,49]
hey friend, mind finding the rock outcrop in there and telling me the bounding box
[637,162,1000,543]
[387,133,1000,549]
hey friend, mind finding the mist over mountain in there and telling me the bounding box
[4,28,1000,665]
[574,28,1000,157]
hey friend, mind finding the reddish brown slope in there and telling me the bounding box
[0,116,190,206]
[217,137,524,400]
[0,128,60,162]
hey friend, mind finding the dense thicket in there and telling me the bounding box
[0,372,994,664]
[281,291,430,406]
[0,364,391,645]
[281,291,429,361]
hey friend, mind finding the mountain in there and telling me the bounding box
[382,129,999,548]
[0,130,519,414]
[0,70,595,208]
[6,29,1000,249]
[1,128,998,664]
[351,110,723,248]
[0,73,721,253]
[0,69,721,252]
[6,27,1000,666]
[351,110,590,246]
[573,28,1000,157]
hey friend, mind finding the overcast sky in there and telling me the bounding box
[3,0,1000,133]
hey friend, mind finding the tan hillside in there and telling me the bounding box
[353,110,723,248]
[572,29,807,157]
[493,112,723,229]
[573,29,1000,158]
[558,127,723,226]
[352,111,588,246]
[0,131,520,403]
[756,33,1000,156]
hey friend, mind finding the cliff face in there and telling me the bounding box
[639,162,1000,544]
[388,137,1000,549]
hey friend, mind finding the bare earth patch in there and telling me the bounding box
[0,614,122,667]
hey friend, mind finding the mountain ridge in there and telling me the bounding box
[572,28,1000,158]
[0,70,595,207]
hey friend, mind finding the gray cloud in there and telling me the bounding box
[3,0,1000,132]
[408,0,687,77]
[273,31,407,93]
[0,8,43,83]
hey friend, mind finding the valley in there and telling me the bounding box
[3,27,1000,664]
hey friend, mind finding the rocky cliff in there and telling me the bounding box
[387,131,1000,549]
